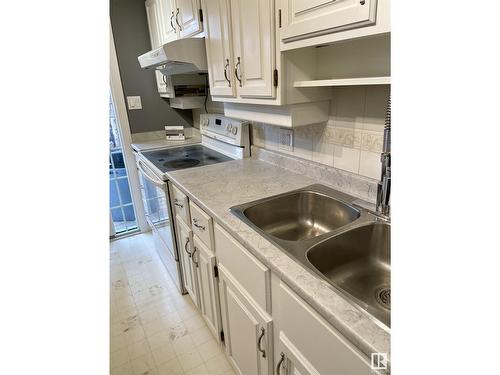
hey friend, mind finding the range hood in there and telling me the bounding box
[138,38,207,76]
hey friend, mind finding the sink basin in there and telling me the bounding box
[242,191,360,241]
[231,184,390,328]
[306,223,391,327]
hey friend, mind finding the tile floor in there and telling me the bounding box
[110,233,235,375]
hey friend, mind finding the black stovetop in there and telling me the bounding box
[142,144,233,173]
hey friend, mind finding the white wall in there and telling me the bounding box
[251,85,389,180]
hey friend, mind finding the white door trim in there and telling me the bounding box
[110,24,149,233]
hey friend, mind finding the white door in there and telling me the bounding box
[176,0,203,38]
[176,217,200,308]
[193,235,221,341]
[280,0,377,43]
[219,264,273,375]
[158,0,178,43]
[230,0,276,98]
[202,0,235,97]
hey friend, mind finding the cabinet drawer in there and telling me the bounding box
[189,201,214,250]
[278,281,372,375]
[172,184,190,226]
[214,224,271,313]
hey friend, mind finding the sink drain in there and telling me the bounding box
[375,287,390,309]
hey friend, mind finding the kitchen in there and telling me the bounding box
[2,1,499,375]
[112,0,391,373]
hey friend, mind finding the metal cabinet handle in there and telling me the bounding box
[234,57,242,87]
[192,218,206,231]
[175,8,182,29]
[257,327,266,358]
[223,59,231,87]
[276,352,285,374]
[184,237,192,257]
[170,12,176,31]
[174,198,184,209]
[192,247,199,267]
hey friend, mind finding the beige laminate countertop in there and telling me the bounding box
[131,135,201,152]
[164,157,390,364]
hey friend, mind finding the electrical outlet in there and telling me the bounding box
[278,128,293,151]
[127,96,142,110]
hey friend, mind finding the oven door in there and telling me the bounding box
[136,158,177,261]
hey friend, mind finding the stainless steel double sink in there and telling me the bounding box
[230,184,390,329]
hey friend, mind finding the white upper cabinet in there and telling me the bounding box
[145,0,204,95]
[158,0,178,43]
[146,0,170,93]
[202,0,235,97]
[177,0,204,38]
[154,71,169,94]
[279,0,390,50]
[203,0,277,101]
[280,0,377,43]
[145,0,163,49]
[230,0,276,98]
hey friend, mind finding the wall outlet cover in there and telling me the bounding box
[278,128,293,151]
[127,96,142,110]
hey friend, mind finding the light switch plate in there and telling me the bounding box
[127,96,142,110]
[278,128,293,151]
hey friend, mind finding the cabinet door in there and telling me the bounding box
[177,0,203,38]
[280,0,377,43]
[219,264,273,375]
[277,282,372,375]
[203,0,235,97]
[275,332,320,375]
[230,0,276,98]
[176,217,200,308]
[155,71,168,94]
[145,0,163,49]
[193,236,221,341]
[158,0,178,43]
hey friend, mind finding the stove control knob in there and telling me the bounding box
[231,126,238,135]
[226,123,232,132]
[202,119,209,127]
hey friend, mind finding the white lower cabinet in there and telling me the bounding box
[218,264,273,375]
[192,235,221,341]
[276,332,319,375]
[176,215,200,308]
[275,281,372,375]
[171,185,378,375]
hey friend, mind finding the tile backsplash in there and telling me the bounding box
[251,86,390,180]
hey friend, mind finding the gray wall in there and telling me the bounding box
[110,0,192,134]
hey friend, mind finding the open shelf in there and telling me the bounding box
[294,76,390,88]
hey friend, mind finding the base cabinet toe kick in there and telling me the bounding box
[169,182,387,375]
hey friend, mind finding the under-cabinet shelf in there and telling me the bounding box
[293,76,391,88]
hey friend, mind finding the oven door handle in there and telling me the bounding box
[136,159,164,186]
